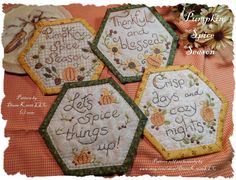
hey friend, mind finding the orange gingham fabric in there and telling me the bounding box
[2,4,234,177]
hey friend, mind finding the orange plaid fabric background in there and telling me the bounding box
[2,4,234,177]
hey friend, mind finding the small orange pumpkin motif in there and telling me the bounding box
[201,104,214,122]
[151,110,165,127]
[63,67,77,81]
[146,54,163,68]
[72,149,93,166]
[98,88,117,105]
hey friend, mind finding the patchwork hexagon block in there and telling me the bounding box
[39,78,147,176]
[91,4,178,83]
[19,18,104,95]
[135,65,227,160]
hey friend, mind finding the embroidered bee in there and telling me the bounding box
[98,88,117,105]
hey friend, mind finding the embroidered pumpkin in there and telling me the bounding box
[151,111,165,127]
[63,67,77,81]
[201,104,214,122]
[146,54,163,68]
[99,88,116,105]
[72,149,93,166]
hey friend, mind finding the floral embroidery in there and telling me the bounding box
[102,30,144,75]
[37,63,61,85]
[107,43,122,57]
[25,21,103,91]
[143,101,153,117]
[118,113,131,130]
[32,44,63,85]
[60,112,74,122]
[182,134,203,145]
[103,30,122,58]
[122,59,142,74]
[187,73,199,87]
[100,20,173,76]
[98,88,118,105]
[151,44,165,55]
[73,58,101,81]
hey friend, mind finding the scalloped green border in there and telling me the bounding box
[90,4,178,84]
[39,78,147,176]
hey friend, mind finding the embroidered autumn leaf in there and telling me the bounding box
[81,48,92,53]
[32,55,39,59]
[43,73,52,78]
[45,67,52,73]
[52,66,57,73]
[196,135,203,141]
[144,109,150,117]
[188,73,199,87]
[183,138,190,144]
[164,120,171,125]
[160,34,168,41]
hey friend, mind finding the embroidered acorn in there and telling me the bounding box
[35,62,43,69]
[54,77,61,85]
[98,88,116,105]
[77,75,85,81]
[72,149,93,166]
[200,103,214,122]
[63,67,77,81]
[146,54,163,68]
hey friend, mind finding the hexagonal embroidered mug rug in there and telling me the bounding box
[91,4,178,83]
[39,78,147,175]
[13,3,229,175]
[19,18,104,95]
[135,65,227,160]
